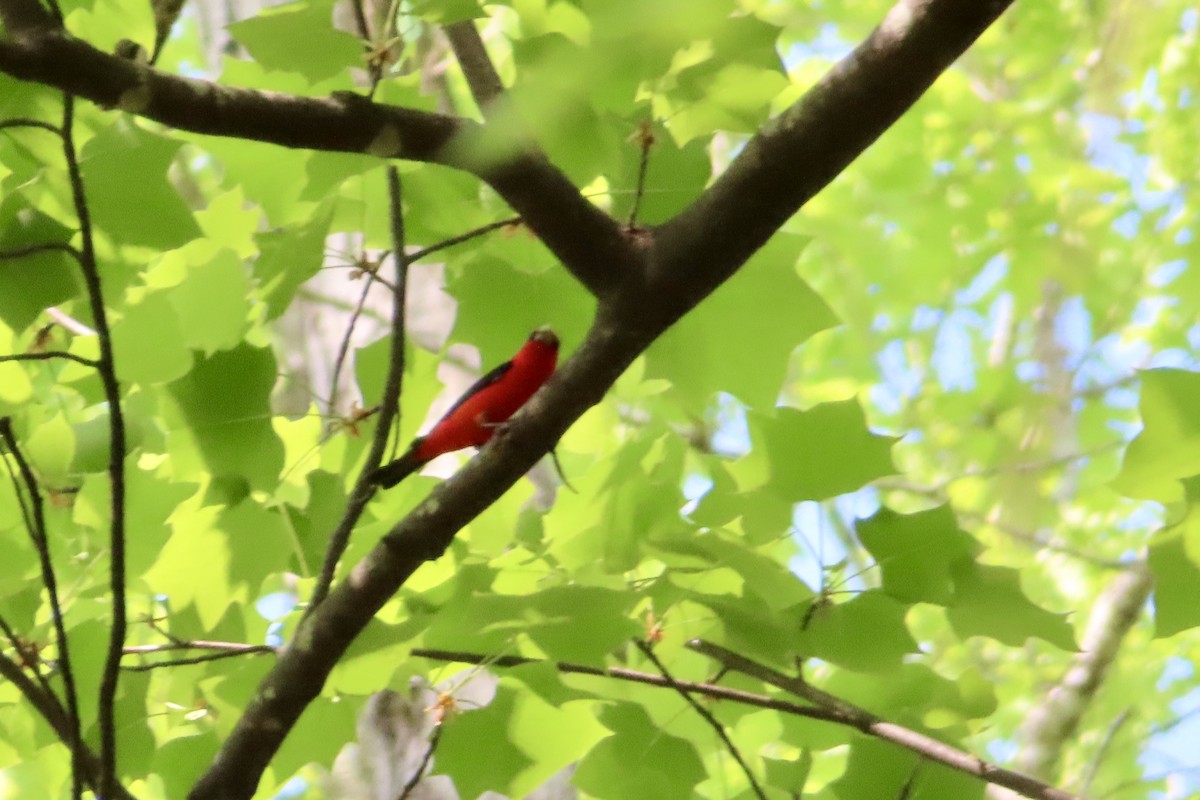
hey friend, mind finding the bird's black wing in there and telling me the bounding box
[433,358,514,423]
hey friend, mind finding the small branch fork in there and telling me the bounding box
[307,165,410,612]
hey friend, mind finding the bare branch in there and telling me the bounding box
[0,418,83,796]
[687,640,1082,800]
[0,351,100,367]
[1012,567,1153,780]
[407,216,521,263]
[0,628,136,800]
[187,307,653,800]
[54,91,129,799]
[395,723,444,800]
[306,168,410,613]
[0,116,61,135]
[410,647,843,722]
[0,0,57,33]
[0,27,635,298]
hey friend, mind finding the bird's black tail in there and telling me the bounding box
[370,443,424,488]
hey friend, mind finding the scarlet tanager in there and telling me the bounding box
[371,327,560,488]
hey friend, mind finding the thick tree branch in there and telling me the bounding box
[0,22,635,297]
[649,0,1015,320]
[0,0,56,32]
[688,640,1082,800]
[187,304,654,800]
[182,0,1017,795]
[1009,566,1153,785]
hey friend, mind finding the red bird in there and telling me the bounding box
[371,327,560,488]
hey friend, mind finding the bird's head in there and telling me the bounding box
[529,326,560,350]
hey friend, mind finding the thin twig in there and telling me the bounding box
[627,122,654,228]
[396,723,444,800]
[45,306,97,336]
[406,216,521,263]
[326,274,379,421]
[121,649,275,671]
[686,640,1082,800]
[0,117,61,135]
[0,419,82,795]
[410,648,842,723]
[0,646,137,800]
[1080,708,1130,796]
[307,167,409,611]
[123,640,277,655]
[0,351,100,367]
[59,92,128,800]
[0,609,58,706]
[634,639,768,800]
[0,242,85,264]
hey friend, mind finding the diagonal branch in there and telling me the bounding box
[687,640,1082,800]
[187,303,652,800]
[0,0,55,32]
[183,0,1017,795]
[649,0,1015,321]
[0,647,136,800]
[0,418,83,796]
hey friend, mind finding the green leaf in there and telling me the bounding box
[110,290,192,384]
[857,505,980,605]
[166,344,285,491]
[1111,369,1200,503]
[252,203,333,319]
[1149,497,1200,637]
[763,750,812,794]
[646,233,834,411]
[800,590,919,671]
[227,1,364,84]
[525,586,641,663]
[435,685,534,798]
[154,733,220,800]
[574,703,706,800]
[79,119,201,249]
[947,561,1076,651]
[447,255,596,369]
[0,199,80,332]
[751,399,897,501]
[168,249,251,353]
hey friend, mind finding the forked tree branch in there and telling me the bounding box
[2,0,1018,796]
[0,18,634,298]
